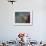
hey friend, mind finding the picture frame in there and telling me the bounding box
[14,10,33,26]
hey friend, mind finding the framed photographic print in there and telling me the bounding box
[14,10,32,26]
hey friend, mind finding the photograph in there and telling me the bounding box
[15,12,30,23]
[15,11,32,26]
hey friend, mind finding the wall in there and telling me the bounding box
[0,0,46,42]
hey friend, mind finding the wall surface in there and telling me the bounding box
[0,0,46,42]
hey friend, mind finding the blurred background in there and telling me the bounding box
[0,0,46,44]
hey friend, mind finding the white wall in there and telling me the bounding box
[0,0,46,42]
